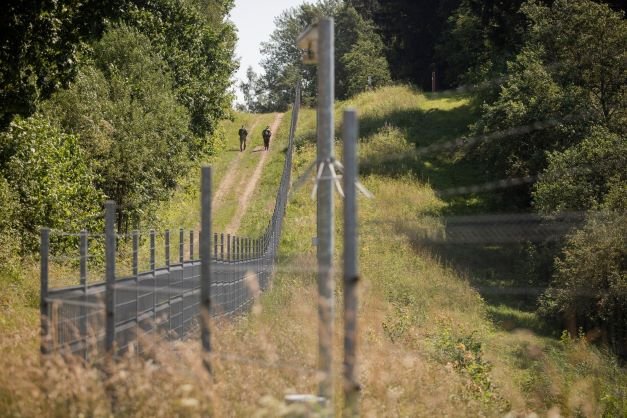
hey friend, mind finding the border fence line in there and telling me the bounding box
[40,84,301,358]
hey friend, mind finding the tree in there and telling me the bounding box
[436,0,530,86]
[239,66,268,113]
[254,1,390,111]
[0,115,103,250]
[46,26,192,231]
[539,211,626,354]
[0,0,130,130]
[348,0,462,89]
[534,128,627,214]
[124,0,237,155]
[472,0,626,183]
[336,5,391,98]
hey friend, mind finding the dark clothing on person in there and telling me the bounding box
[238,127,248,151]
[262,128,271,151]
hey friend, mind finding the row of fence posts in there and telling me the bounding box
[39,199,272,357]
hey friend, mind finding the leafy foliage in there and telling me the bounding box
[46,26,192,231]
[472,0,626,181]
[437,0,530,86]
[0,115,103,249]
[348,0,464,89]
[250,1,390,111]
[0,0,129,129]
[123,0,237,153]
[539,212,627,355]
[534,128,626,214]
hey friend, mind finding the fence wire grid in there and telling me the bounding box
[40,85,301,359]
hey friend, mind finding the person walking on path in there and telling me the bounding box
[238,125,248,152]
[262,125,272,151]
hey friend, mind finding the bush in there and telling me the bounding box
[534,128,627,214]
[539,211,627,356]
[47,25,192,231]
[0,115,102,251]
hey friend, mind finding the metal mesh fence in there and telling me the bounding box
[40,85,301,358]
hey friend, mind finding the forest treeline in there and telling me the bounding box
[244,0,626,355]
[0,0,237,257]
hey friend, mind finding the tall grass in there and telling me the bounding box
[1,86,624,417]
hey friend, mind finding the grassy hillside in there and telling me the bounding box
[216,86,626,416]
[0,87,624,417]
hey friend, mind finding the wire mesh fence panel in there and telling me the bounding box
[42,84,301,358]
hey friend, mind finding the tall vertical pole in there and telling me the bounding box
[343,109,360,415]
[40,228,50,356]
[317,17,335,406]
[132,230,139,349]
[179,228,184,264]
[105,200,116,353]
[165,229,171,335]
[190,231,194,260]
[200,166,213,372]
[79,229,88,357]
[150,229,156,329]
[227,234,231,262]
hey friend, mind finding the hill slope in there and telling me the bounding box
[212,86,626,416]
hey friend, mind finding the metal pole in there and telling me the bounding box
[40,228,50,355]
[200,166,213,372]
[132,230,139,350]
[150,229,156,329]
[105,201,116,353]
[343,109,360,415]
[317,17,335,405]
[165,229,171,335]
[179,228,184,264]
[79,229,88,357]
[227,234,231,262]
[214,233,218,259]
[190,230,194,260]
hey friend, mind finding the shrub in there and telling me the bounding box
[0,115,103,251]
[539,211,627,356]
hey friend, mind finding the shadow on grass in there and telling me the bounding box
[355,95,562,337]
[357,104,499,214]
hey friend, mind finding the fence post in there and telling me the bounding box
[316,17,335,407]
[227,234,231,262]
[150,229,156,329]
[200,166,213,372]
[343,109,360,416]
[132,230,139,350]
[190,230,194,260]
[220,233,224,260]
[179,228,184,264]
[40,228,50,356]
[105,201,116,354]
[79,229,88,357]
[214,233,218,259]
[165,229,171,335]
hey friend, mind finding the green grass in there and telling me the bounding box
[0,86,624,417]
[248,85,626,415]
[237,109,292,237]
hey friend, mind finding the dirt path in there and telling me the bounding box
[212,119,260,210]
[225,113,284,234]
